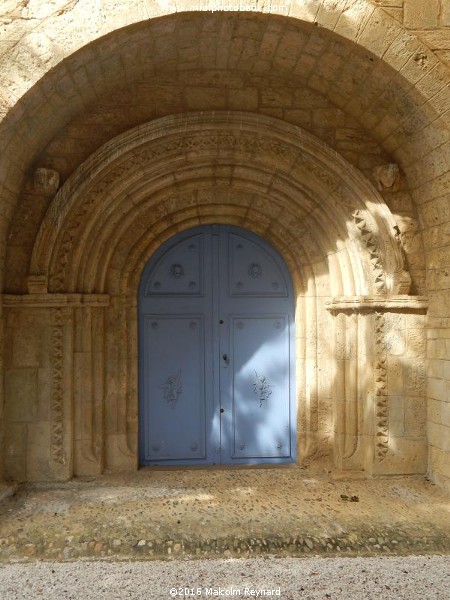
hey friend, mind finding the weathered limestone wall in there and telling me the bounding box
[379,3,450,495]
[386,0,450,496]
[3,305,73,481]
[375,310,428,474]
[0,108,424,481]
[0,1,448,488]
[427,321,450,490]
[0,305,4,481]
[381,0,450,492]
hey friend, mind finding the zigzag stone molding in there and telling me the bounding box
[374,311,389,462]
[353,210,386,294]
[51,307,64,464]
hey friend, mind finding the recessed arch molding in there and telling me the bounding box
[3,112,429,481]
[29,112,411,298]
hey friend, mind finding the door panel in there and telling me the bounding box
[144,233,204,297]
[139,225,295,466]
[227,233,288,297]
[142,315,208,462]
[227,316,291,460]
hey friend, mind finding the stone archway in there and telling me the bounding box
[2,2,448,488]
[2,111,428,481]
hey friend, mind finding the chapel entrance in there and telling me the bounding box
[138,225,296,466]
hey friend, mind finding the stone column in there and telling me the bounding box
[300,292,319,458]
[73,306,105,476]
[103,295,136,471]
[327,296,428,476]
[333,311,363,471]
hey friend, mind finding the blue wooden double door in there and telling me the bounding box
[139,225,296,466]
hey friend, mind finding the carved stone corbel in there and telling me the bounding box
[34,167,60,194]
[372,163,401,192]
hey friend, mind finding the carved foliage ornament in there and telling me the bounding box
[253,371,273,407]
[160,370,182,408]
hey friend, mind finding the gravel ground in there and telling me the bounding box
[0,556,449,600]
[2,472,450,561]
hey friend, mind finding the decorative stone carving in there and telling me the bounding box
[353,210,386,294]
[372,163,400,192]
[51,308,64,464]
[30,113,410,299]
[325,296,428,312]
[374,312,389,462]
[391,225,412,295]
[2,294,110,308]
[34,167,60,194]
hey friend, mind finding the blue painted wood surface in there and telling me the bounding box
[139,226,296,465]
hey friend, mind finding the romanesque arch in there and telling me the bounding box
[0,3,448,488]
[3,111,428,479]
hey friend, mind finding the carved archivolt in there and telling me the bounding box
[23,111,417,477]
[29,112,411,298]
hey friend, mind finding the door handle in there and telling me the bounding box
[222,353,230,366]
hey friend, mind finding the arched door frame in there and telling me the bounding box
[7,111,427,482]
[138,224,297,466]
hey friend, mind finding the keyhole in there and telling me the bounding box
[220,408,224,413]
